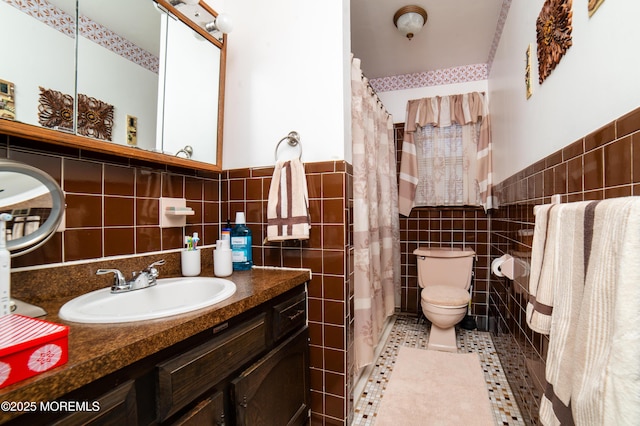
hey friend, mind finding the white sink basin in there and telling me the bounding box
[59,277,236,323]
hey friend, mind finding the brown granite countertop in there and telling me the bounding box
[0,267,310,423]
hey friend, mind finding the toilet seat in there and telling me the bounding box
[421,285,470,308]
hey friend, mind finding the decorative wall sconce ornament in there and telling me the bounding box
[536,0,573,84]
[588,0,604,17]
[525,44,533,99]
[393,5,428,40]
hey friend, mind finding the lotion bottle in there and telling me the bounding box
[214,239,233,277]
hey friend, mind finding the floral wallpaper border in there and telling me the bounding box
[370,64,489,93]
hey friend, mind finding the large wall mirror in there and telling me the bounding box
[0,0,226,172]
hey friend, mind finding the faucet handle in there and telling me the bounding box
[147,259,166,269]
[97,269,127,290]
[145,259,165,278]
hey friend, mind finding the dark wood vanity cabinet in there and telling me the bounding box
[6,285,308,426]
[232,327,309,426]
[158,286,309,425]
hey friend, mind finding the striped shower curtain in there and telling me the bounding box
[351,56,401,370]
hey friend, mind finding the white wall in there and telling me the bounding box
[217,0,350,170]
[489,0,640,184]
[2,2,75,126]
[78,38,158,150]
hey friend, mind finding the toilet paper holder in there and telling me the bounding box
[491,254,528,280]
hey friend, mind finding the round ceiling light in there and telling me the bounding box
[393,5,428,40]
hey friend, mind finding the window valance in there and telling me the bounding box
[398,92,494,215]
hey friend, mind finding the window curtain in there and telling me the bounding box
[398,92,494,215]
[351,56,401,370]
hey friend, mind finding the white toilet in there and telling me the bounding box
[414,247,475,352]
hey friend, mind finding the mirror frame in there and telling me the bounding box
[0,159,66,257]
[0,0,226,173]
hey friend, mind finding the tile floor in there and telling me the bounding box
[352,315,527,426]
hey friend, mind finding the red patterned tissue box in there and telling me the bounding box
[0,314,69,389]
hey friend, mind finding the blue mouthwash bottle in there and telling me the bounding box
[231,212,252,271]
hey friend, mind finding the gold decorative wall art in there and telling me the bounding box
[525,44,533,99]
[37,88,114,141]
[536,0,573,84]
[38,87,74,131]
[588,0,604,17]
[77,94,114,141]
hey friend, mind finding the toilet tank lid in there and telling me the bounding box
[413,247,475,258]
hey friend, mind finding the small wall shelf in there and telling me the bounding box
[165,208,194,216]
[160,198,192,228]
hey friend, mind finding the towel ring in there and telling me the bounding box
[274,131,302,161]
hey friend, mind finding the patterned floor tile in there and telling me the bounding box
[352,315,526,426]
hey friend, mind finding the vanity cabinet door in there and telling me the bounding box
[232,326,309,426]
[51,380,137,426]
[171,391,226,426]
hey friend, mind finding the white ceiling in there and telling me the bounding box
[351,0,505,79]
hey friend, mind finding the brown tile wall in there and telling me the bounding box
[1,136,221,269]
[222,161,354,426]
[394,125,492,329]
[489,106,640,424]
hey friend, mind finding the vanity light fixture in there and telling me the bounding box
[393,5,428,40]
[204,13,234,34]
[169,0,200,6]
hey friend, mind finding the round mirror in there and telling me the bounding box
[0,159,65,257]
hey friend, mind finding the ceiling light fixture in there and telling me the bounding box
[393,5,428,40]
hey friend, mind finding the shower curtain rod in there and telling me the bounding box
[360,72,391,118]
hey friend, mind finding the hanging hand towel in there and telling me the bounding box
[267,158,311,241]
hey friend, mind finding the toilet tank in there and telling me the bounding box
[413,247,475,290]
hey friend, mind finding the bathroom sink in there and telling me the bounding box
[59,277,236,323]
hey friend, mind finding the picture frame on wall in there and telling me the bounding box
[588,0,605,17]
[0,79,16,120]
[525,44,533,99]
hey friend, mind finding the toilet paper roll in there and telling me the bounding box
[491,254,509,277]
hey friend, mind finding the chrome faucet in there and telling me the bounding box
[97,259,166,293]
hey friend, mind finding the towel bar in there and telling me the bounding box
[274,131,303,161]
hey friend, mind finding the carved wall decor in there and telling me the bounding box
[37,87,74,131]
[525,44,533,99]
[588,0,604,17]
[77,94,114,141]
[536,0,573,84]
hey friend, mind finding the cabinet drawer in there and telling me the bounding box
[157,314,267,421]
[272,289,306,341]
[51,380,137,426]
